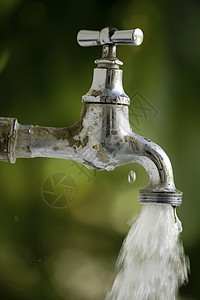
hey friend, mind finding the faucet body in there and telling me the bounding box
[0,27,182,206]
[0,103,182,206]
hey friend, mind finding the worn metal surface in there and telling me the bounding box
[0,26,182,205]
[0,118,16,162]
[82,68,130,105]
[0,103,182,205]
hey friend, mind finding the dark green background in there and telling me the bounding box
[0,0,199,299]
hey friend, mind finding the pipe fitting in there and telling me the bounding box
[0,118,17,162]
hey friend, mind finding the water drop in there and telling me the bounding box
[106,165,115,171]
[128,170,136,183]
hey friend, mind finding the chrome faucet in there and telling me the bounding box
[0,27,182,206]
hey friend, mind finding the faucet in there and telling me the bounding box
[0,27,182,206]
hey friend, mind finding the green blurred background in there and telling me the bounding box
[0,0,200,299]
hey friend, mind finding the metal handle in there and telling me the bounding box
[77,27,143,47]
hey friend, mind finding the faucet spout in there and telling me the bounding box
[128,135,182,206]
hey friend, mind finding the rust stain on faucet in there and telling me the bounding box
[124,135,142,151]
[96,147,110,163]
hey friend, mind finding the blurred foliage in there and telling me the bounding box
[0,0,200,299]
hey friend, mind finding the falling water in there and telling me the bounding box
[106,204,189,300]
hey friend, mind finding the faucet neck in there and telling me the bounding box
[82,45,130,105]
[95,45,123,69]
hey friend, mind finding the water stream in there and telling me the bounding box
[106,204,189,300]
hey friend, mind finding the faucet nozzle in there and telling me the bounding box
[139,190,183,206]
